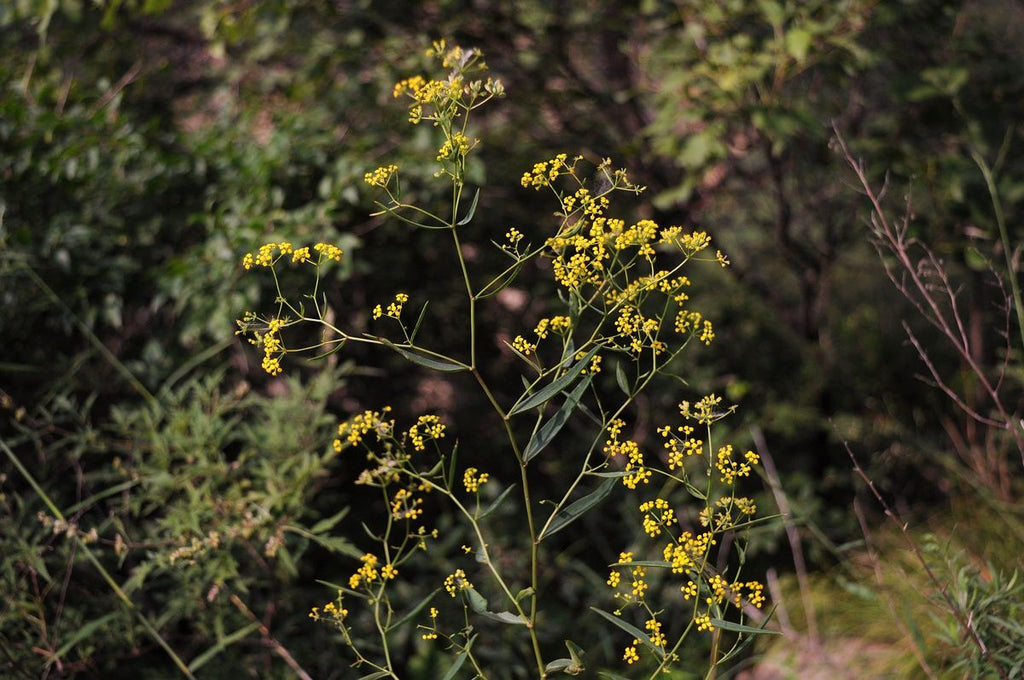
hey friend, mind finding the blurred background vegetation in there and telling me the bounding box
[2,0,1022,677]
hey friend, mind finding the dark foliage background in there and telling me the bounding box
[2,0,1022,677]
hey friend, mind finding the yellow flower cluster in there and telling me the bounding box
[510,317,574,358]
[309,590,348,624]
[715,445,759,484]
[348,553,380,589]
[623,644,640,665]
[372,292,409,321]
[614,306,666,356]
[645,618,667,648]
[408,414,445,451]
[657,423,702,470]
[630,565,648,598]
[462,467,489,493]
[420,607,440,641]
[260,317,285,376]
[520,153,573,189]
[242,241,342,270]
[674,309,715,345]
[678,393,734,425]
[364,164,398,187]
[577,350,602,375]
[437,133,473,161]
[603,419,651,489]
[334,407,394,450]
[663,531,716,574]
[393,74,459,123]
[390,488,424,520]
[313,242,343,262]
[533,315,571,339]
[695,614,714,632]
[391,41,502,127]
[511,335,537,356]
[659,227,713,257]
[639,498,675,537]
[443,568,472,597]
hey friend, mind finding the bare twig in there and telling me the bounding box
[229,594,313,680]
[833,124,1024,472]
[851,497,939,680]
[753,426,818,643]
[844,440,1010,680]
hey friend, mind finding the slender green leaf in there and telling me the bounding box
[523,375,592,462]
[479,610,527,625]
[457,187,480,226]
[545,659,573,673]
[590,607,655,652]
[410,301,430,342]
[478,484,517,519]
[64,480,138,515]
[446,444,460,489]
[563,639,587,674]
[597,671,632,680]
[310,506,350,535]
[476,261,526,300]
[540,476,616,541]
[188,621,261,672]
[380,339,468,373]
[390,588,440,631]
[465,586,489,614]
[614,360,631,397]
[514,587,535,603]
[708,618,781,635]
[510,346,599,416]
[610,560,672,569]
[358,671,392,680]
[465,587,526,625]
[54,612,119,660]
[440,639,473,680]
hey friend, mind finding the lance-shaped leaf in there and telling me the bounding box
[539,476,616,541]
[597,671,632,680]
[509,346,599,416]
[615,360,631,397]
[440,643,472,680]
[188,621,261,672]
[708,618,780,635]
[522,375,592,463]
[457,187,480,226]
[590,607,658,655]
[478,483,517,519]
[390,588,440,631]
[465,586,527,625]
[358,672,392,680]
[475,261,526,300]
[380,339,468,373]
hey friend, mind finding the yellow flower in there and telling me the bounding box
[364,164,398,187]
[313,242,342,262]
[444,568,471,597]
[463,467,489,493]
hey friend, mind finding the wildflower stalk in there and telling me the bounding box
[239,40,771,678]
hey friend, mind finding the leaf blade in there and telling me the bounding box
[509,346,599,416]
[540,476,616,541]
[523,375,592,462]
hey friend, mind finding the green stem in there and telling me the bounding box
[24,266,155,406]
[970,148,1024,354]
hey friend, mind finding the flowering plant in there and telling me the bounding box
[238,40,773,678]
